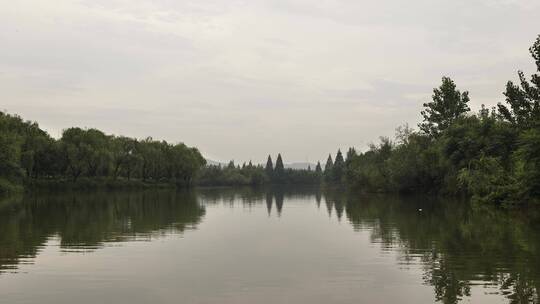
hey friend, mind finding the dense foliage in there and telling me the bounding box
[0,114,206,193]
[342,35,540,206]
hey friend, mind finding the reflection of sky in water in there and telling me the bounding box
[0,188,537,303]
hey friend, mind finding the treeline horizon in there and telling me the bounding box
[1,34,539,207]
[0,113,207,192]
[197,154,322,186]
[200,34,540,207]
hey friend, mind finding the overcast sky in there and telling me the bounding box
[1,0,539,164]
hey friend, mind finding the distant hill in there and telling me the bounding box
[284,162,316,170]
[205,159,225,167]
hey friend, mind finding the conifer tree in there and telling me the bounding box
[345,147,357,182]
[333,149,345,183]
[324,154,334,182]
[265,155,273,178]
[315,161,322,174]
[275,153,285,182]
[324,154,333,172]
[346,147,357,163]
[315,161,323,183]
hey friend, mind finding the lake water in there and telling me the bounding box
[0,187,539,303]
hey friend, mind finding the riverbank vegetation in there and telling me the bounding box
[1,35,539,207]
[339,35,540,207]
[0,112,321,193]
[0,109,322,193]
[0,113,206,194]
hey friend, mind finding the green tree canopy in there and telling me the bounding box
[324,154,334,182]
[498,35,540,129]
[274,154,285,183]
[265,155,273,178]
[324,154,333,172]
[333,149,345,183]
[419,77,471,137]
[315,162,322,174]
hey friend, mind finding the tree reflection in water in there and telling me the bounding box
[1,187,539,303]
[325,188,540,304]
[0,190,204,272]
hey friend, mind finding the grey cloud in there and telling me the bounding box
[1,0,539,163]
[321,80,430,108]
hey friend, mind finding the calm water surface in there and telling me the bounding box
[1,187,539,303]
